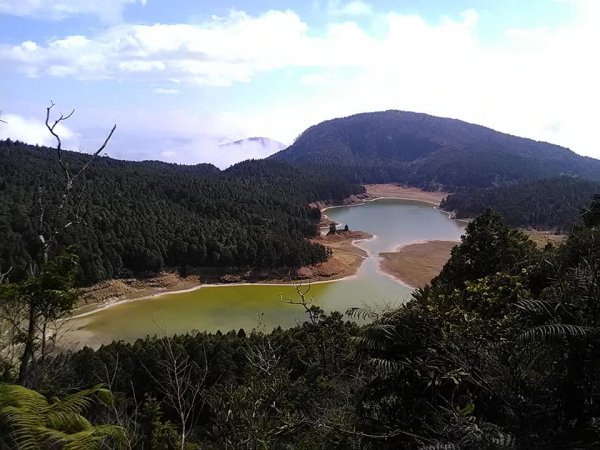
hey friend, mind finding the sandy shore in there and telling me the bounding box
[364,184,449,205]
[74,230,373,315]
[313,183,449,226]
[74,183,447,315]
[379,240,458,288]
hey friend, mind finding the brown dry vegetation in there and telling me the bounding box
[303,230,371,280]
[364,184,449,205]
[521,229,567,248]
[76,231,373,310]
[379,240,458,288]
[76,184,442,310]
[77,273,201,311]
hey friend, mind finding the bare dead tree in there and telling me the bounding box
[101,353,141,450]
[145,335,207,450]
[38,101,116,263]
[0,266,12,284]
[281,282,321,324]
[246,337,282,377]
[15,102,116,383]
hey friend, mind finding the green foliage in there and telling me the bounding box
[582,194,600,228]
[0,140,363,284]
[19,251,79,320]
[141,396,181,450]
[441,176,600,231]
[433,209,536,289]
[0,383,126,449]
[0,250,80,383]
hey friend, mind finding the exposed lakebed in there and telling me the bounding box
[66,199,465,347]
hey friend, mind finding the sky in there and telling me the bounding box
[1,0,599,168]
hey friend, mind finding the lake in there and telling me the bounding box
[66,199,465,346]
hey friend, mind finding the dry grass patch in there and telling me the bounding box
[379,240,458,288]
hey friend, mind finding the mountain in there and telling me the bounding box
[271,110,600,190]
[223,137,286,149]
[218,137,286,167]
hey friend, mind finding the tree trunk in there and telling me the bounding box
[18,304,37,384]
[40,321,47,364]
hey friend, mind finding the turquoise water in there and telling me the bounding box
[67,199,465,346]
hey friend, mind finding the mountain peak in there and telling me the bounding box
[270,110,599,190]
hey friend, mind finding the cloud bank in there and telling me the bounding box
[1,1,599,163]
[0,113,77,148]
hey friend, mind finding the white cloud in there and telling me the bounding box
[0,10,315,85]
[2,3,600,161]
[0,113,77,147]
[0,0,146,22]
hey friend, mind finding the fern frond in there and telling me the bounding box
[0,383,125,450]
[369,357,402,375]
[351,336,386,352]
[515,298,553,315]
[519,324,592,343]
[346,307,379,321]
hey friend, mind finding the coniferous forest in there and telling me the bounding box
[441,177,600,232]
[2,109,600,449]
[2,202,600,448]
[0,139,363,284]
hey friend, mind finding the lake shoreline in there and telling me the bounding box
[74,230,374,318]
[73,184,449,317]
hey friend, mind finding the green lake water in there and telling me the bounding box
[67,199,465,347]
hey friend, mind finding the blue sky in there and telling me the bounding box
[1,0,599,167]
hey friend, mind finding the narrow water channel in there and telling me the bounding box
[66,199,465,347]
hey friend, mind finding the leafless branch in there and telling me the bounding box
[281,282,321,324]
[144,335,207,450]
[45,101,74,183]
[0,266,12,284]
[101,354,141,449]
[40,101,117,262]
[246,339,283,376]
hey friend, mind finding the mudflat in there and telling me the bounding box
[379,240,458,288]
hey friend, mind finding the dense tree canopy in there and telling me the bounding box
[0,139,363,284]
[441,177,600,232]
[1,199,593,448]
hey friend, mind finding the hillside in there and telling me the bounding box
[441,176,600,232]
[271,110,600,190]
[0,139,363,284]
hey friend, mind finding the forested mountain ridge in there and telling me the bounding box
[0,139,363,284]
[441,176,600,232]
[271,110,600,190]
